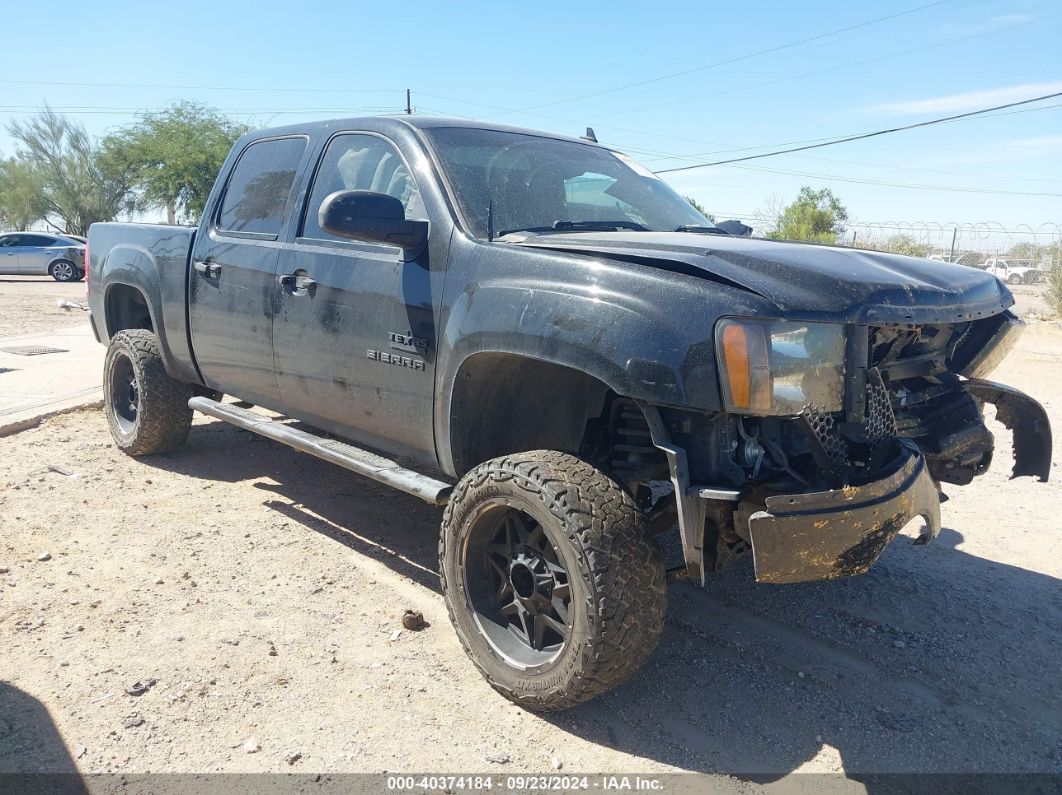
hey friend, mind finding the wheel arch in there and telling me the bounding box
[104,282,156,337]
[446,351,614,477]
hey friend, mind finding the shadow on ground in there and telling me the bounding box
[143,418,1062,780]
[0,682,88,793]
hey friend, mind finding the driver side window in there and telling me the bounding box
[301,133,425,242]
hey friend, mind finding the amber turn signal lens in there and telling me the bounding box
[719,321,771,412]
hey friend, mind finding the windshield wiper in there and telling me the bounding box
[674,224,731,236]
[497,219,648,238]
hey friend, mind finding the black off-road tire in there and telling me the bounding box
[104,329,193,456]
[440,450,667,711]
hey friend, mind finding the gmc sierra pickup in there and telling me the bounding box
[87,116,1052,710]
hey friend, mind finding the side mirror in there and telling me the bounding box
[318,190,428,259]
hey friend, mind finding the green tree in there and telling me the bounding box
[104,102,248,223]
[6,107,133,235]
[1006,241,1042,263]
[768,186,848,244]
[1047,262,1062,318]
[683,195,715,223]
[881,234,931,258]
[0,155,48,230]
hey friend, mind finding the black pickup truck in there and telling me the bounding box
[87,116,1052,710]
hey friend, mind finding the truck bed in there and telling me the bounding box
[87,222,199,384]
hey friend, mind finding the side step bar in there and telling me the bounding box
[187,397,452,505]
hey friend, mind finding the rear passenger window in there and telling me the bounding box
[22,235,57,247]
[301,133,425,242]
[218,137,306,236]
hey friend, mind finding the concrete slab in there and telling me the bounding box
[0,321,104,436]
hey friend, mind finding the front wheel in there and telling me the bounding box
[104,329,193,455]
[440,451,667,711]
[50,260,78,282]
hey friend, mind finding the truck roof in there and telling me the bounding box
[240,115,603,148]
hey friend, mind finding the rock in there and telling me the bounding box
[551,755,563,770]
[893,640,906,649]
[268,641,278,657]
[122,715,145,729]
[797,671,805,678]
[401,610,426,631]
[389,629,402,642]
[126,679,158,697]
[37,553,52,562]
[285,751,302,765]
[0,567,9,574]
[243,737,260,754]
[155,578,164,585]
[485,754,510,764]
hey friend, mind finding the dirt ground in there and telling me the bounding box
[0,330,1059,783]
[0,276,89,338]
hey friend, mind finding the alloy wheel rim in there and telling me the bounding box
[54,262,73,280]
[110,355,139,434]
[461,501,572,667]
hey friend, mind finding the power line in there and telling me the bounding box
[594,12,1057,120]
[413,11,1053,154]
[655,91,1062,173]
[628,101,1062,162]
[614,132,1062,186]
[722,162,1062,198]
[486,0,957,117]
[0,79,398,94]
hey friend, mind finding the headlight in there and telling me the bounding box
[715,319,846,415]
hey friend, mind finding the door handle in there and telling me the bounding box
[279,273,316,293]
[194,261,221,278]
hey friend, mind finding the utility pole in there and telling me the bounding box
[405,89,412,115]
[949,226,958,262]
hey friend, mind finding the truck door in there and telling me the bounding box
[188,136,308,409]
[272,132,437,464]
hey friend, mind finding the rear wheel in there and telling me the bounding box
[1008,273,1022,285]
[440,451,666,711]
[104,329,193,455]
[50,260,78,282]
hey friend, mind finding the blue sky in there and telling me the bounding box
[1,0,1060,244]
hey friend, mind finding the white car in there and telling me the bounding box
[981,258,1042,286]
[0,232,86,281]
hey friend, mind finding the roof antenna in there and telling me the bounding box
[581,127,598,143]
[405,88,413,115]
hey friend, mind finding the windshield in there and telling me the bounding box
[423,127,712,239]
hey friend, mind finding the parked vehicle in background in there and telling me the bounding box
[86,116,1053,711]
[981,258,1042,285]
[927,252,981,267]
[0,232,86,281]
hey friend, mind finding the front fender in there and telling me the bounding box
[432,239,776,474]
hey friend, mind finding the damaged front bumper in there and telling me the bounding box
[745,442,940,584]
[640,374,1051,587]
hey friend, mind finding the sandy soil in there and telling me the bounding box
[0,276,90,338]
[0,328,1059,782]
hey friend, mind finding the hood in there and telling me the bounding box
[515,231,1012,324]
